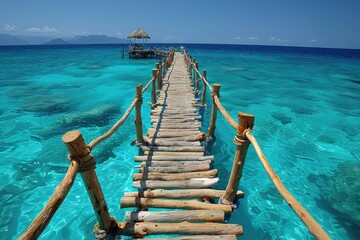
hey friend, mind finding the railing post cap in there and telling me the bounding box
[237,112,255,130]
[62,130,90,159]
[136,84,143,98]
[152,69,158,76]
[62,130,82,144]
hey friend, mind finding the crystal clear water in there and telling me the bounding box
[0,44,359,239]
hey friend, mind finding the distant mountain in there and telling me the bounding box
[43,38,69,45]
[0,34,29,45]
[0,34,128,46]
[16,35,53,45]
[70,35,127,44]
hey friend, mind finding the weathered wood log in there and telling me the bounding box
[150,118,201,124]
[139,163,210,173]
[132,169,218,181]
[208,84,221,138]
[150,116,201,121]
[19,160,79,240]
[134,155,214,162]
[138,160,212,167]
[152,124,201,130]
[120,197,233,213]
[245,130,331,240]
[148,129,200,136]
[152,69,158,104]
[144,134,206,143]
[139,235,237,240]
[143,151,204,156]
[125,210,224,223]
[151,109,197,114]
[124,189,243,199]
[201,70,207,105]
[135,84,144,143]
[222,113,254,205]
[62,130,112,231]
[141,146,205,152]
[132,178,219,189]
[117,222,243,237]
[150,112,199,117]
[145,139,201,146]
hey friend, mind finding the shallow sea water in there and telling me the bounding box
[0,44,359,239]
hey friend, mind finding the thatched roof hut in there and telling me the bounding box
[127,28,150,39]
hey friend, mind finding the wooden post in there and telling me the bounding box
[192,59,196,81]
[222,113,254,204]
[62,130,112,231]
[135,84,144,144]
[152,69,157,105]
[208,84,221,138]
[195,62,199,81]
[158,60,162,90]
[201,70,207,105]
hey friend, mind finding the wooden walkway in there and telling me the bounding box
[118,53,244,239]
[19,50,330,240]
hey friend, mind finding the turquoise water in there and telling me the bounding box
[0,44,359,239]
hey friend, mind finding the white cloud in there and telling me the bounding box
[3,24,17,32]
[248,36,259,40]
[269,36,276,41]
[26,27,41,33]
[116,32,123,37]
[26,26,60,33]
[233,36,245,40]
[309,39,317,42]
[268,36,288,42]
[42,26,60,33]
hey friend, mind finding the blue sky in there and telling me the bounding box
[1,0,360,49]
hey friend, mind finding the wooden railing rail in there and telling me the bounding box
[19,160,80,240]
[245,131,330,239]
[184,49,330,239]
[20,48,175,239]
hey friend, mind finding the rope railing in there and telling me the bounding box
[214,95,237,130]
[245,130,330,240]
[87,97,139,150]
[184,50,330,239]
[142,76,155,94]
[20,48,175,240]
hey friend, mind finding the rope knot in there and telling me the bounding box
[67,154,96,172]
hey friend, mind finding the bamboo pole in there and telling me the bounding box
[152,69,158,105]
[222,113,254,204]
[245,130,331,240]
[135,84,144,144]
[208,84,221,138]
[62,130,112,231]
[19,160,79,240]
[201,70,207,105]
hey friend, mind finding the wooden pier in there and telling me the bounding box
[118,52,243,238]
[19,49,330,240]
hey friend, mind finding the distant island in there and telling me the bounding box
[43,38,68,45]
[0,34,127,46]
